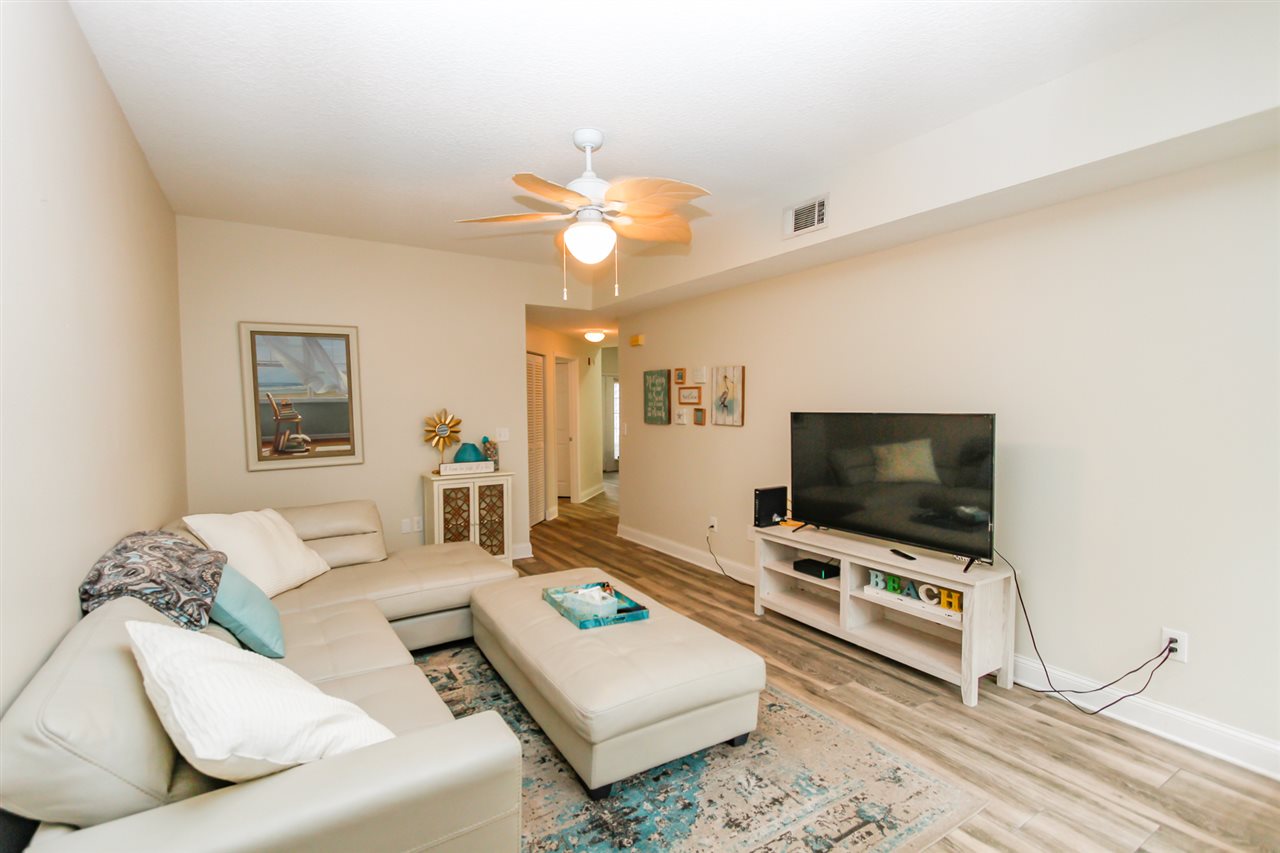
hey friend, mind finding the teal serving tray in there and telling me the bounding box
[542,582,650,630]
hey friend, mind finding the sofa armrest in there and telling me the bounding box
[29,711,521,853]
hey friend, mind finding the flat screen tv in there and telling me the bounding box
[791,412,995,561]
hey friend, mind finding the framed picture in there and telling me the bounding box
[643,369,671,424]
[240,322,364,471]
[674,368,687,385]
[693,407,707,426]
[674,408,690,425]
[677,386,702,405]
[711,365,745,426]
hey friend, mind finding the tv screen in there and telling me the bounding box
[791,413,995,560]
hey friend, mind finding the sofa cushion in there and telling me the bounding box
[210,565,286,658]
[0,598,237,827]
[277,500,388,569]
[278,600,411,684]
[319,665,454,735]
[125,620,394,783]
[471,568,766,744]
[184,509,329,598]
[272,543,517,622]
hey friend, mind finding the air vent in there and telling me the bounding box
[783,194,829,239]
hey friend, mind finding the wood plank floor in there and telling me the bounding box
[518,492,1280,852]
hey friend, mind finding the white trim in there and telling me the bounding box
[1014,655,1280,781]
[511,543,534,560]
[576,482,605,503]
[617,525,756,586]
[545,505,559,522]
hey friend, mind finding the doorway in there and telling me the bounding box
[526,352,547,525]
[554,357,579,501]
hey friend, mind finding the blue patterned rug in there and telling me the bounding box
[416,644,983,851]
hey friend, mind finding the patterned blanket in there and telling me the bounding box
[80,531,226,630]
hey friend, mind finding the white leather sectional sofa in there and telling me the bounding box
[0,500,522,852]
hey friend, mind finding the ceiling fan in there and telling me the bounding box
[457,128,708,266]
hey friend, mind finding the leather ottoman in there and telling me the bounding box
[470,567,766,798]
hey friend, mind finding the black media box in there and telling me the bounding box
[794,558,839,580]
[754,486,787,527]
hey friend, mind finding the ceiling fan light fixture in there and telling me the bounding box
[584,330,606,343]
[563,219,616,265]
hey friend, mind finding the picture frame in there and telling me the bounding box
[693,407,707,426]
[674,368,687,385]
[239,321,364,471]
[711,365,745,426]
[674,408,690,425]
[643,369,671,425]
[677,386,702,405]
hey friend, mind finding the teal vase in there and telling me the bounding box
[453,442,485,463]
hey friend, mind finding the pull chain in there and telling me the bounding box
[614,242,619,297]
[562,239,568,301]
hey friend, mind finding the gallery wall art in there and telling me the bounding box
[711,365,745,426]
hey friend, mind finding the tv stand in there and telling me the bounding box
[750,526,1014,706]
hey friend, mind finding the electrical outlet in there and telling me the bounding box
[708,516,718,532]
[400,518,412,534]
[412,516,423,532]
[495,427,510,442]
[1162,628,1189,663]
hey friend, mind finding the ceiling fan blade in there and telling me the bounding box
[513,173,591,208]
[456,211,574,224]
[605,177,709,218]
[608,213,693,244]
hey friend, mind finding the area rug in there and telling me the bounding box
[416,644,983,851]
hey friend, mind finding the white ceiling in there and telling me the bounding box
[72,1,1210,267]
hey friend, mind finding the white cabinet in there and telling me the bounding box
[422,471,514,565]
[751,525,1014,706]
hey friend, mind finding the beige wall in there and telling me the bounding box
[525,324,604,514]
[618,150,1279,738]
[177,217,567,556]
[1,3,186,711]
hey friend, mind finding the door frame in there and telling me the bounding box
[554,354,581,504]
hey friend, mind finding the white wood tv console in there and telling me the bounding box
[751,525,1014,706]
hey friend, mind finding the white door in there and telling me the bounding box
[555,360,571,498]
[526,353,546,525]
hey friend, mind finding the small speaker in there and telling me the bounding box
[754,486,787,527]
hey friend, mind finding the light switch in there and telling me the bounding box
[412,516,423,532]
[400,518,412,534]
[495,427,510,442]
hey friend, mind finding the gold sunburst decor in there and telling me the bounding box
[424,409,462,467]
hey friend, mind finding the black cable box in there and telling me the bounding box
[794,558,839,580]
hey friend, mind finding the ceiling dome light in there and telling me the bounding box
[563,219,616,265]
[584,330,606,343]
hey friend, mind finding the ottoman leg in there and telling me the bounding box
[726,733,749,747]
[587,782,615,801]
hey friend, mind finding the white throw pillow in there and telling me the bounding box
[125,620,393,782]
[184,508,329,597]
[872,438,942,484]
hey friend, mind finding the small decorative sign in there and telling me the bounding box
[866,569,963,612]
[643,369,671,424]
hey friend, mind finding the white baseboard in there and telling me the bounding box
[1013,655,1279,781]
[545,506,559,522]
[577,483,605,502]
[616,524,756,587]
[511,543,533,560]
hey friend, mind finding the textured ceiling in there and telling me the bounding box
[72,1,1208,266]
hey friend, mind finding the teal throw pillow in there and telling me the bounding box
[210,565,285,658]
